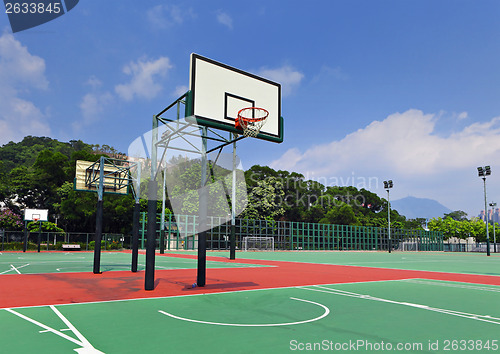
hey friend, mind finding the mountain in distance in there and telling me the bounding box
[390,196,452,220]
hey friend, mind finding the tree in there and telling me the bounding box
[27,221,64,233]
[443,210,468,221]
[319,202,360,225]
[241,176,285,220]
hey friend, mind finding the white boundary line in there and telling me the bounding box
[5,306,104,353]
[159,297,330,327]
[299,285,500,326]
[3,277,499,312]
[1,263,30,275]
[401,279,500,293]
[50,305,97,349]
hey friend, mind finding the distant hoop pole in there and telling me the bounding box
[36,220,41,253]
[131,201,140,272]
[93,156,105,274]
[23,221,27,252]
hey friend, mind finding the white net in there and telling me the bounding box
[237,108,269,137]
[243,236,274,251]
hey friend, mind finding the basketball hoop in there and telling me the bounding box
[235,107,269,138]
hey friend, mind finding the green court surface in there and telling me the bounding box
[208,250,500,276]
[0,251,267,275]
[1,279,499,353]
[1,250,500,353]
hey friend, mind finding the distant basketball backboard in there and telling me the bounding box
[74,160,129,195]
[187,53,283,143]
[24,209,48,222]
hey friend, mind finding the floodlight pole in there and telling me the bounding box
[490,202,497,253]
[93,156,105,274]
[387,189,391,253]
[384,180,393,253]
[477,166,491,256]
[482,177,490,256]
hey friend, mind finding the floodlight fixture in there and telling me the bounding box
[383,180,393,253]
[477,166,491,256]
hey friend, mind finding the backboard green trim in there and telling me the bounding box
[186,114,284,143]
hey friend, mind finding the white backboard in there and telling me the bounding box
[24,209,48,221]
[188,53,283,143]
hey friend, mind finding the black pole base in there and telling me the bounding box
[144,181,157,291]
[131,202,140,273]
[93,199,104,274]
[229,224,236,260]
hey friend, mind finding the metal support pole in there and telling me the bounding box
[145,180,157,290]
[23,221,28,252]
[93,156,105,274]
[131,201,140,272]
[197,127,208,287]
[37,220,41,253]
[483,178,490,256]
[145,116,159,290]
[490,202,497,253]
[230,133,237,260]
[494,221,497,253]
[160,169,166,254]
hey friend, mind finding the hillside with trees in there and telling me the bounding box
[1,136,489,240]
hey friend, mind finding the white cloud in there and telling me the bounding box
[77,91,113,128]
[146,4,195,29]
[85,75,102,89]
[173,85,188,97]
[257,65,304,96]
[270,109,500,215]
[75,75,114,132]
[216,10,233,29]
[0,33,50,144]
[0,33,48,90]
[115,56,173,101]
[312,65,349,82]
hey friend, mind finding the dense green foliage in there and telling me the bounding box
[428,215,498,242]
[0,136,475,237]
[0,136,134,233]
[243,165,410,228]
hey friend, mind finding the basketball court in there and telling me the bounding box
[4,54,499,353]
[1,250,500,353]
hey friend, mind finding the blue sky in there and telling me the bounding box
[1,0,499,218]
